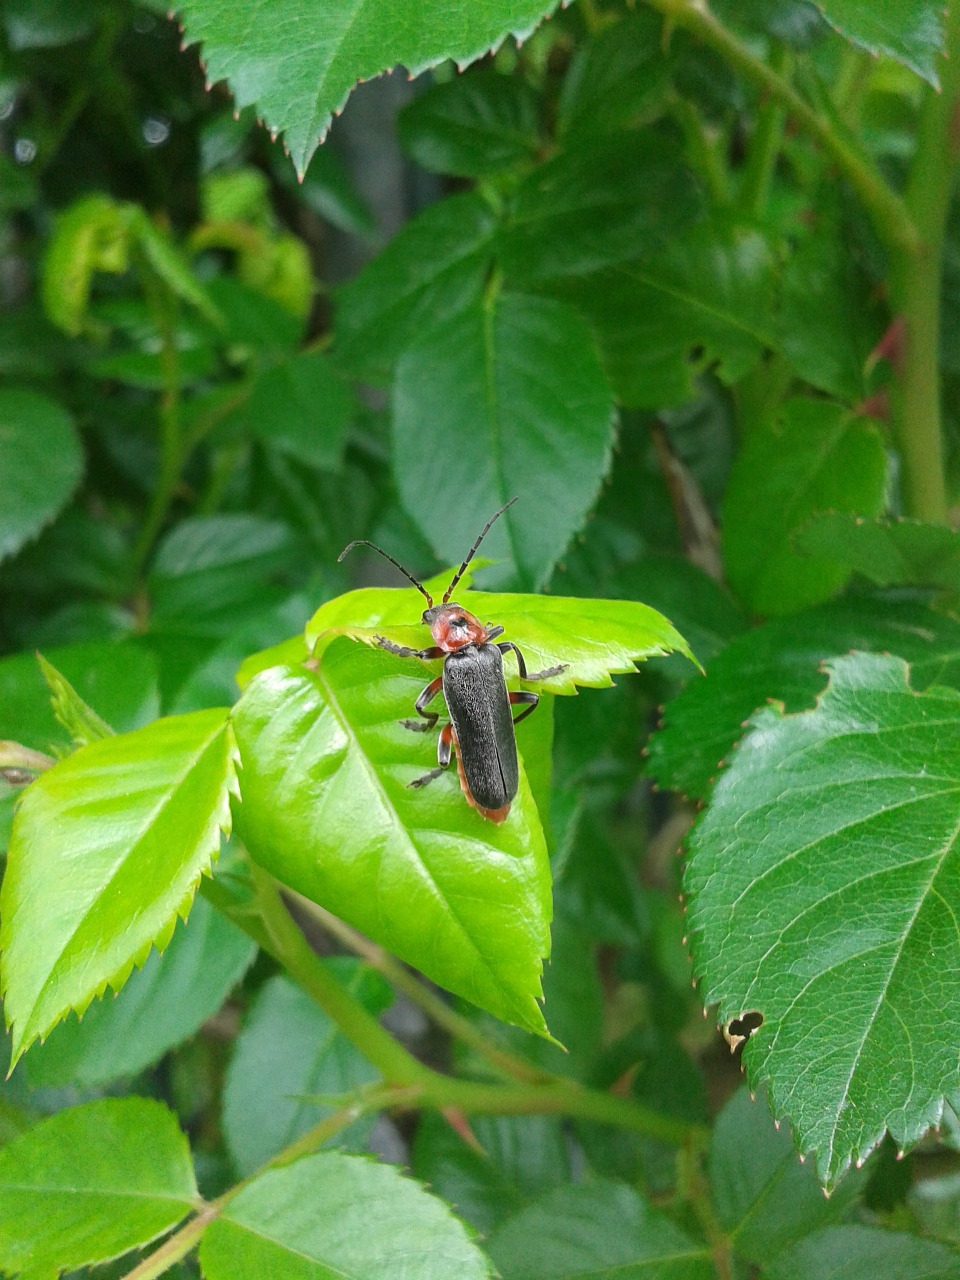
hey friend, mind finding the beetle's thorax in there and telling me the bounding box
[422,603,487,652]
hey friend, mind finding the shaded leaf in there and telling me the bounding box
[0,1098,196,1277]
[816,0,945,86]
[557,10,670,140]
[0,389,83,563]
[796,514,960,592]
[686,652,960,1187]
[177,0,563,176]
[200,1150,493,1278]
[231,640,552,1035]
[767,1224,960,1279]
[392,292,616,590]
[0,709,238,1065]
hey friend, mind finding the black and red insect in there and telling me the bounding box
[339,499,566,823]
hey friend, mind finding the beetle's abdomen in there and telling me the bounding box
[442,644,519,813]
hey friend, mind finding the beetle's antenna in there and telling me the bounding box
[442,497,518,604]
[338,541,434,606]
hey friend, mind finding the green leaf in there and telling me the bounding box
[795,515,960,592]
[0,708,238,1065]
[556,10,670,140]
[710,1088,861,1265]
[36,653,113,749]
[0,1097,197,1277]
[647,596,960,800]
[129,208,221,327]
[486,1180,712,1279]
[333,191,498,379]
[200,1150,493,1278]
[816,1,945,86]
[412,1113,570,1236]
[231,640,552,1035]
[177,0,563,176]
[305,585,698,695]
[685,652,960,1187]
[767,1225,960,1279]
[499,131,700,284]
[41,194,130,335]
[392,293,616,591]
[552,223,776,407]
[22,895,256,1088]
[722,399,888,615]
[223,965,392,1175]
[398,69,541,177]
[0,389,83,563]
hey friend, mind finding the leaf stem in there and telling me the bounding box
[119,1203,218,1280]
[887,1,960,522]
[644,0,920,254]
[739,42,787,217]
[672,96,731,207]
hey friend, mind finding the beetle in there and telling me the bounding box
[338,498,566,822]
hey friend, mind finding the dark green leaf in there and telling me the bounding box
[816,0,945,85]
[557,10,669,140]
[223,965,392,1175]
[686,652,960,1187]
[398,69,541,176]
[486,1180,712,1279]
[23,896,255,1088]
[231,641,552,1035]
[722,399,888,615]
[796,515,960,592]
[767,1225,960,1279]
[0,389,83,563]
[177,0,564,175]
[200,1150,493,1278]
[647,596,960,799]
[392,293,616,590]
[333,192,498,379]
[1,709,238,1065]
[0,1098,196,1276]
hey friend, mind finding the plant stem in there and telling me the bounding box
[645,0,920,255]
[888,2,960,522]
[672,96,731,207]
[739,43,787,217]
[119,1204,218,1280]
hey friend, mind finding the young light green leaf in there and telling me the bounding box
[816,1,945,86]
[36,653,113,749]
[393,293,616,591]
[647,596,960,799]
[486,1180,712,1279]
[23,895,256,1088]
[722,398,888,615]
[767,1225,960,1279]
[223,965,392,1175]
[795,514,960,592]
[686,652,960,1188]
[0,1097,197,1277]
[200,1150,493,1279]
[0,709,238,1066]
[41,193,130,335]
[0,389,83,563]
[177,0,563,176]
[231,639,552,1036]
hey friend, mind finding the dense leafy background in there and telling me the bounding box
[2,0,960,1276]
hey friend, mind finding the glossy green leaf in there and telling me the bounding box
[796,515,960,592]
[412,1113,570,1236]
[647,597,960,799]
[36,653,113,749]
[0,389,83,563]
[767,1225,960,1279]
[333,192,498,379]
[0,1097,197,1277]
[200,1150,493,1279]
[231,640,552,1034]
[398,69,541,176]
[685,652,960,1187]
[393,293,616,591]
[0,708,238,1065]
[722,399,888,615]
[305,583,697,694]
[177,0,563,176]
[41,194,130,335]
[816,1,945,86]
[486,1180,712,1279]
[710,1089,861,1265]
[223,965,392,1175]
[23,895,256,1087]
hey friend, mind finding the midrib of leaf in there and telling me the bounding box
[763,414,859,551]
[562,1246,714,1278]
[481,289,520,578]
[314,662,513,1001]
[301,0,371,149]
[216,1218,353,1274]
[616,263,772,349]
[2,1183,193,1203]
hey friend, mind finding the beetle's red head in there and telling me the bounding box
[422,603,487,652]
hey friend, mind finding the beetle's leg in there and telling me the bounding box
[409,722,453,789]
[497,641,568,681]
[484,624,505,642]
[401,675,443,732]
[375,636,444,660]
[509,690,540,725]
